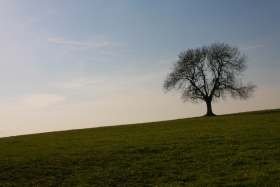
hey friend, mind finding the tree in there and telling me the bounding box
[163,43,257,116]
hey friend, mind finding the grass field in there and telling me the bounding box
[0,109,279,186]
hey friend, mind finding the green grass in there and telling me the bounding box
[0,109,280,186]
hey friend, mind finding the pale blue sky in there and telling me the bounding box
[0,0,279,137]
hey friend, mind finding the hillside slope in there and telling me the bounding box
[0,109,280,186]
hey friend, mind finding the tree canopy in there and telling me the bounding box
[163,43,257,116]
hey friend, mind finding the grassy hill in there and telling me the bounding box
[0,109,279,186]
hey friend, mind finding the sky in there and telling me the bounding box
[0,0,279,138]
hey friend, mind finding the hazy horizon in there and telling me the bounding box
[0,0,279,138]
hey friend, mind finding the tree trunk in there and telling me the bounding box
[204,99,216,116]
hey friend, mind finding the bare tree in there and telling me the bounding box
[163,43,257,116]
